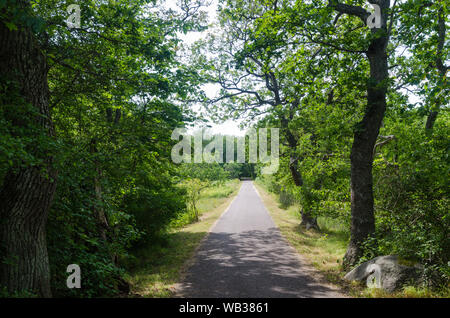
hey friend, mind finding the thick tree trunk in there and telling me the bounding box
[343,18,389,269]
[0,170,56,297]
[0,14,56,296]
[300,208,320,230]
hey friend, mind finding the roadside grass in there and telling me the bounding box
[125,179,241,298]
[254,181,450,298]
[360,285,450,298]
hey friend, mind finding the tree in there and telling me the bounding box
[0,1,56,297]
[180,161,229,222]
[203,0,398,265]
[323,0,392,268]
[193,0,325,229]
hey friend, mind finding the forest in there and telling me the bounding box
[0,0,448,298]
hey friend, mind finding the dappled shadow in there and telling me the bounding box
[176,227,343,298]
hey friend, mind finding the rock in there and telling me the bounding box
[344,255,423,292]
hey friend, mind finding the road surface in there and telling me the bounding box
[176,181,344,298]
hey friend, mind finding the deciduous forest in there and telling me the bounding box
[0,0,448,298]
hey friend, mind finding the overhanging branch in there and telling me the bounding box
[328,0,370,25]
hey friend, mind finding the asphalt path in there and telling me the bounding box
[176,181,344,298]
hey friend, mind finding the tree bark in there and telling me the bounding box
[425,111,439,131]
[343,4,390,269]
[300,208,320,230]
[0,12,56,297]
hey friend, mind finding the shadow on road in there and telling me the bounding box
[177,228,343,298]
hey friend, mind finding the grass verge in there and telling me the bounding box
[125,179,241,297]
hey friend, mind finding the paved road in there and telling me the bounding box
[176,181,344,298]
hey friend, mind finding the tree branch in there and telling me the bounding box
[373,135,395,157]
[328,0,370,25]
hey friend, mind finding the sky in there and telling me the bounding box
[164,0,248,136]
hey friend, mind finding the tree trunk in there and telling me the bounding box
[343,15,389,269]
[300,208,320,230]
[0,13,56,297]
[425,9,446,131]
[283,116,320,231]
[425,111,439,131]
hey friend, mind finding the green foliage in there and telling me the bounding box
[123,178,186,244]
[209,0,448,291]
[180,178,209,222]
[224,162,256,179]
[180,162,229,182]
[372,110,450,286]
[177,162,231,223]
[1,0,448,298]
[0,77,54,182]
[0,0,208,297]
[0,286,37,298]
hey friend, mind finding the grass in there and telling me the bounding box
[197,181,238,216]
[254,181,450,298]
[360,285,449,298]
[125,179,241,297]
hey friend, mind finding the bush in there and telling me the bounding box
[278,188,296,209]
[124,185,186,243]
[47,155,142,297]
[373,113,450,287]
